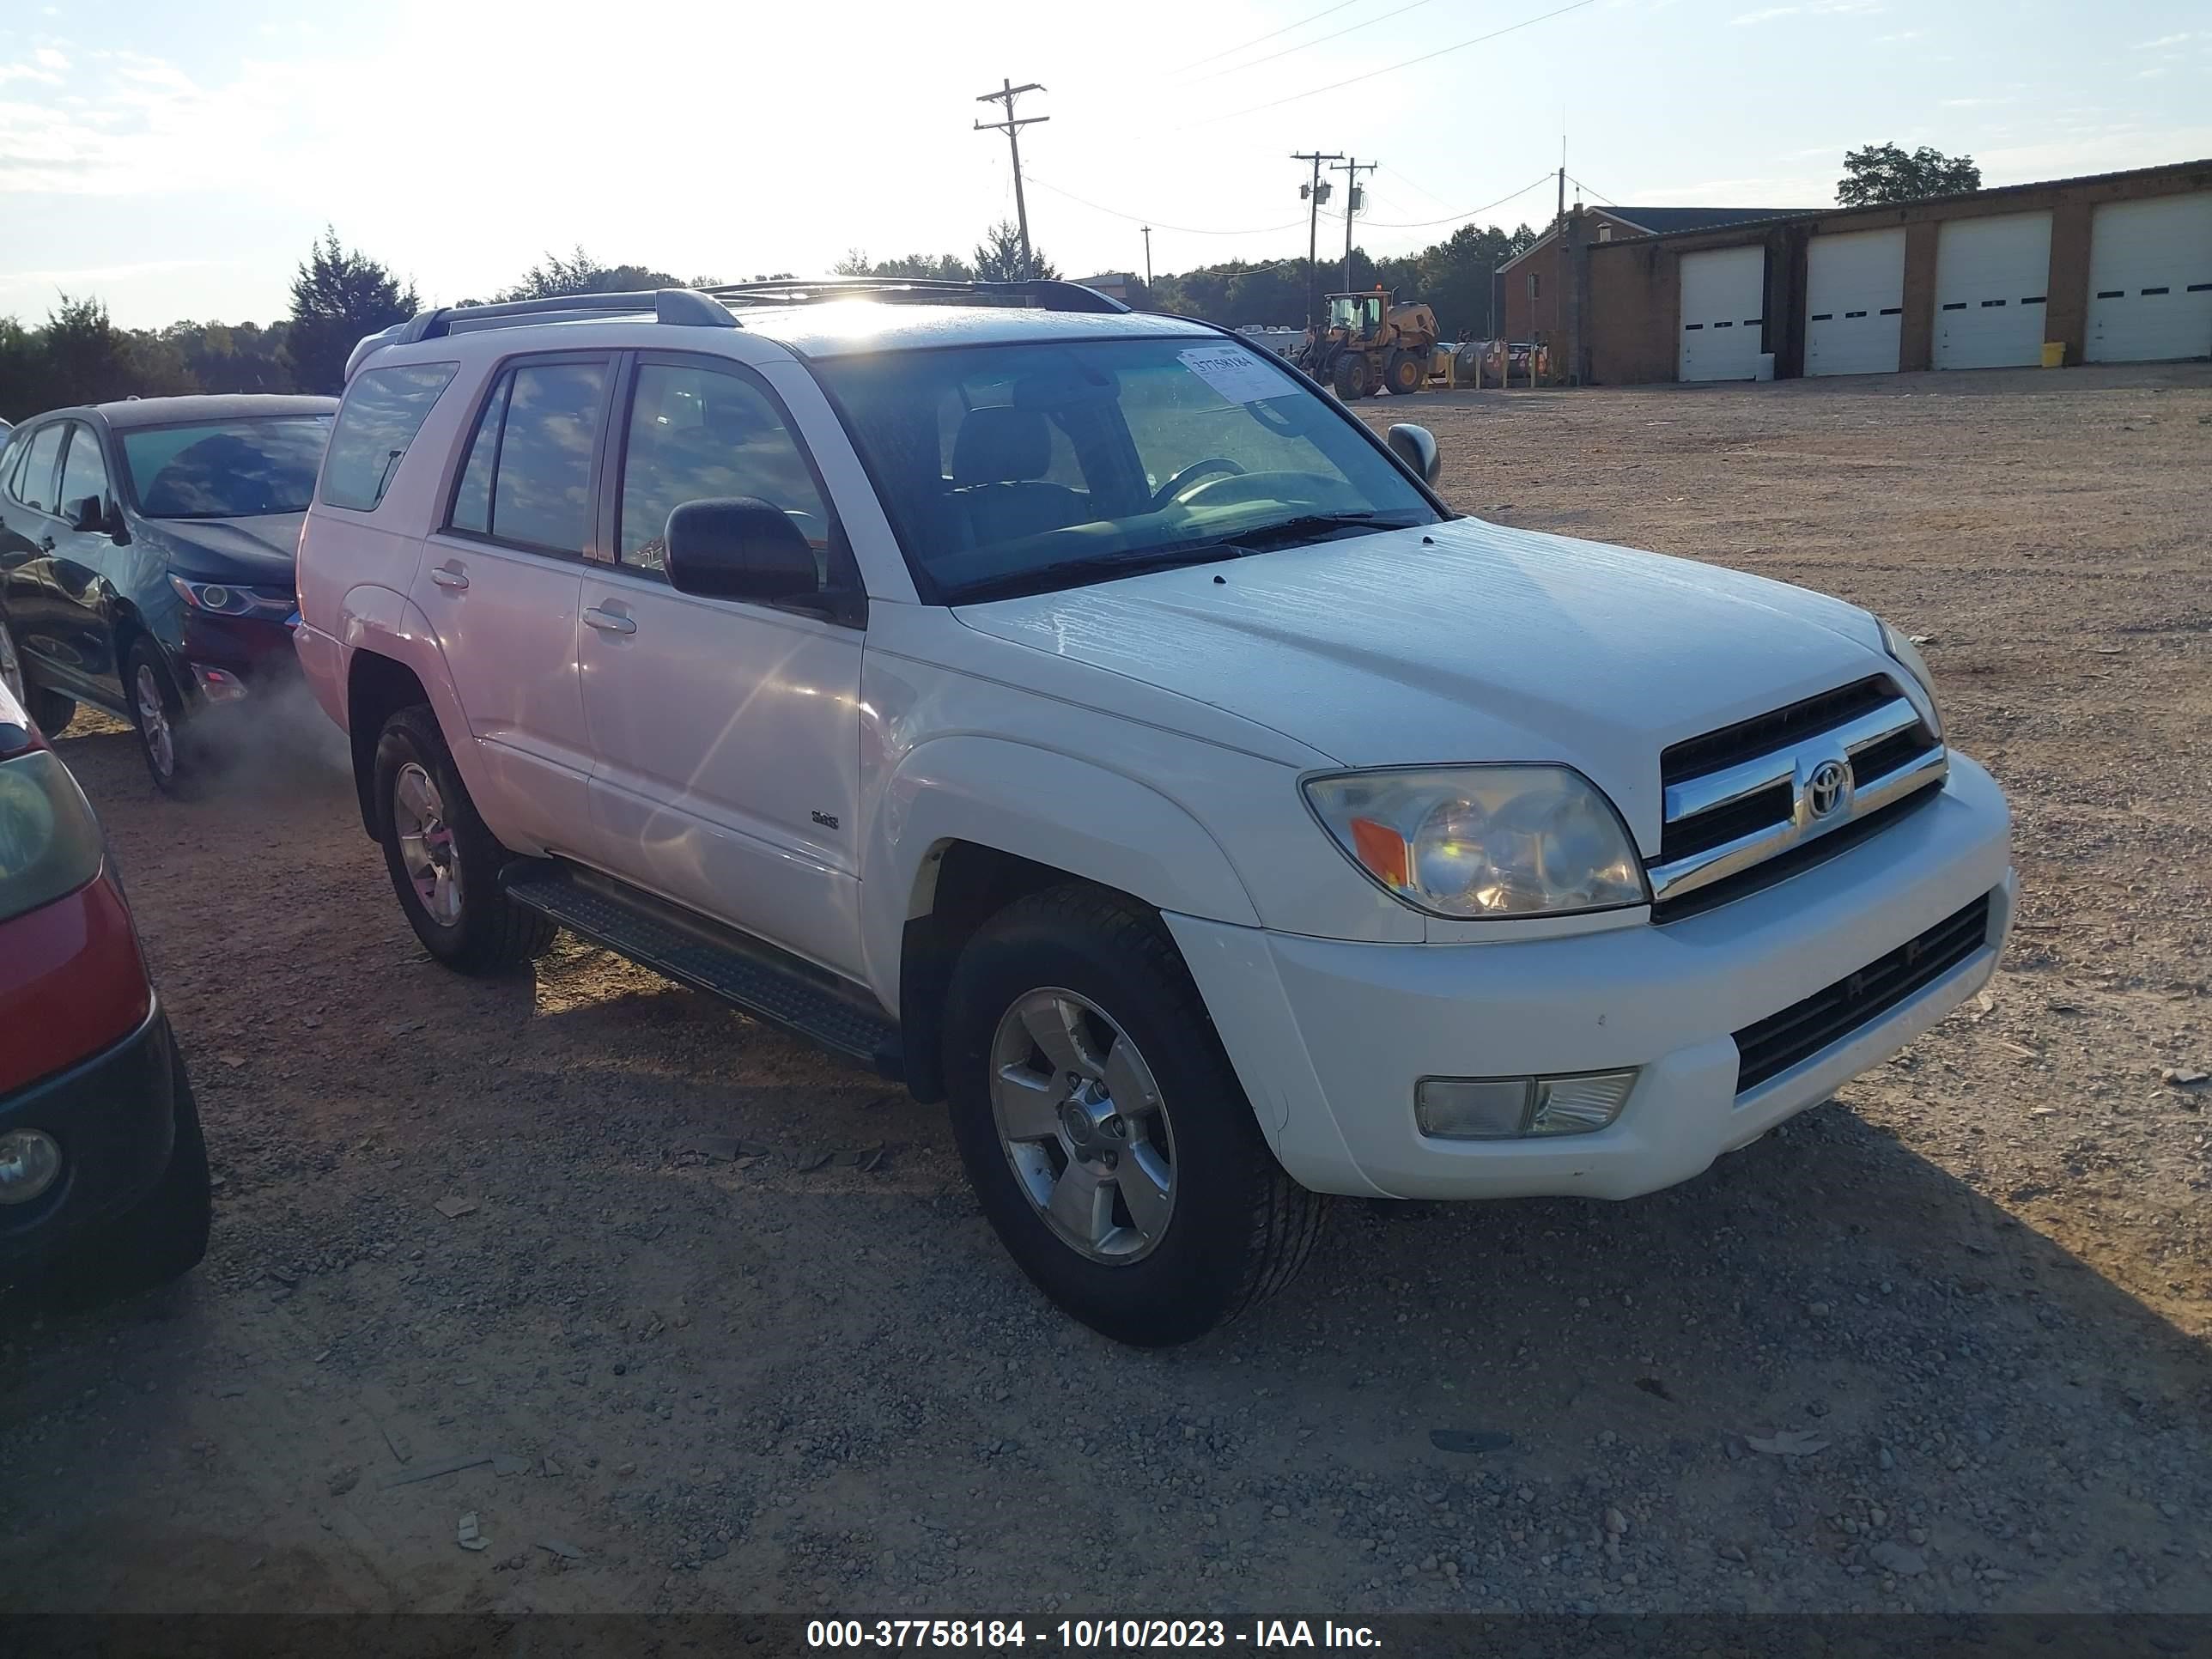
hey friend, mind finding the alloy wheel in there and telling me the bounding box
[988,988,1177,1264]
[392,760,464,926]
[134,663,174,781]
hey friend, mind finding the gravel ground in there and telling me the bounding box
[2,362,2207,1617]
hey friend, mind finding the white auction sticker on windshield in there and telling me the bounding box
[1178,345,1293,405]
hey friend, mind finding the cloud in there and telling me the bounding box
[1941,95,2010,107]
[0,55,62,85]
[0,258,213,294]
[2132,32,2191,49]
[1875,27,1922,41]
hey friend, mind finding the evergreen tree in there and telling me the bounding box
[286,228,418,393]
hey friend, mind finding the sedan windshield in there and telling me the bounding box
[812,337,1438,602]
[120,416,333,519]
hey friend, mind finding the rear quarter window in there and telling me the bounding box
[321,363,460,513]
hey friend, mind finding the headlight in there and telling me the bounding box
[1877,618,1943,741]
[1304,765,1648,919]
[168,575,295,618]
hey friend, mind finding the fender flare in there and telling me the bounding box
[336,583,482,799]
[860,734,1261,1006]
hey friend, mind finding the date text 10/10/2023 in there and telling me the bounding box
[805,1620,1383,1650]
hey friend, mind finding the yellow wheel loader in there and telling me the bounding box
[1297,289,1441,399]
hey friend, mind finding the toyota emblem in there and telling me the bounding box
[1805,758,1850,820]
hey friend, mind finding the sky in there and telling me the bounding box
[1,0,2208,330]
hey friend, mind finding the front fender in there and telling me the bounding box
[860,735,1261,1004]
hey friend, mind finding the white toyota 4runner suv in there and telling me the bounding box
[298,278,2014,1346]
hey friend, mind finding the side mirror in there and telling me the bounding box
[1386,423,1442,488]
[664,497,820,603]
[65,495,111,533]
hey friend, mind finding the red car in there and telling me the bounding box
[0,673,209,1304]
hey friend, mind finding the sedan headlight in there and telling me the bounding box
[1304,765,1648,919]
[1878,618,1943,741]
[168,575,295,619]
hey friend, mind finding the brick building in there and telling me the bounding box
[1550,160,2211,386]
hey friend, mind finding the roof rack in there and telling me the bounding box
[343,277,1128,380]
[699,276,1128,313]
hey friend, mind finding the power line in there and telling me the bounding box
[1187,0,1444,82]
[1191,0,1598,125]
[1170,0,1373,76]
[1025,174,1308,237]
[1356,171,1556,229]
[1568,173,1619,206]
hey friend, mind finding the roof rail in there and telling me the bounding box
[343,288,738,380]
[699,277,1129,314]
[342,276,1129,381]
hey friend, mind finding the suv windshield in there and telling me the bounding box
[813,336,1437,602]
[120,416,334,519]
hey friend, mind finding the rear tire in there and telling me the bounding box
[942,884,1327,1346]
[40,1046,212,1310]
[373,704,556,973]
[1385,349,1425,396]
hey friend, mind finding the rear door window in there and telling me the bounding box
[322,362,459,512]
[446,359,609,556]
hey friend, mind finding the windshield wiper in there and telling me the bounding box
[948,544,1249,604]
[945,512,1425,605]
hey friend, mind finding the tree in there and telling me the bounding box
[971,221,1059,283]
[835,250,977,282]
[286,228,418,393]
[496,246,696,301]
[1838,143,1981,208]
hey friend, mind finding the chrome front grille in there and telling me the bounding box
[1650,676,1946,920]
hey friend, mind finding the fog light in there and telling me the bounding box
[1528,1070,1638,1135]
[191,665,250,703]
[1415,1078,1532,1139]
[1416,1070,1638,1139]
[0,1128,62,1204]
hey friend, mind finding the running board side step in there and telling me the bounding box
[500,861,902,1079]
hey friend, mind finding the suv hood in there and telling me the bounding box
[146,512,305,586]
[952,517,1895,851]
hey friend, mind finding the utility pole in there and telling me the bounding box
[1291,150,1342,332]
[975,79,1048,273]
[1141,225,1152,289]
[1330,156,1377,296]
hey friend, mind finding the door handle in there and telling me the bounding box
[583,606,636,635]
[429,563,469,590]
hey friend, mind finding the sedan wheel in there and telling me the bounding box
[988,988,1176,1264]
[134,663,175,781]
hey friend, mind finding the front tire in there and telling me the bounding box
[1332,352,1374,400]
[125,636,192,795]
[373,704,556,973]
[943,884,1327,1346]
[40,1047,212,1310]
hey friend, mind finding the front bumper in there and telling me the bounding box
[1170,756,2014,1200]
[0,1000,178,1279]
[178,609,299,707]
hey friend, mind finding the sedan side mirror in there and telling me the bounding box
[665,498,820,603]
[64,495,106,534]
[1386,423,1442,488]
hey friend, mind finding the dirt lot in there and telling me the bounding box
[3,363,2209,1617]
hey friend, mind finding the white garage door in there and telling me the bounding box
[1806,228,1906,377]
[2086,192,2212,364]
[1678,246,1766,382]
[1934,212,2052,370]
